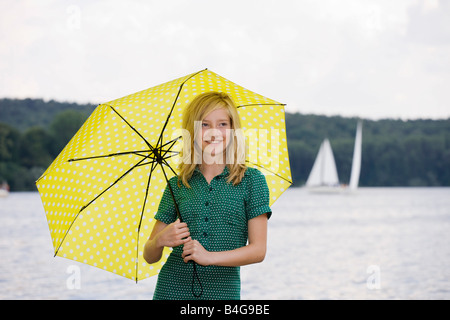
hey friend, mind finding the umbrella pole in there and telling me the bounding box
[166,181,182,222]
[159,164,182,222]
[160,163,203,297]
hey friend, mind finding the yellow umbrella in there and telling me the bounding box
[36,69,292,282]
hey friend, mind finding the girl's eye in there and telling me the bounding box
[202,123,209,127]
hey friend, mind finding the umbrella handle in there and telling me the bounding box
[192,262,204,298]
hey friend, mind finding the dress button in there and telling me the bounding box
[205,201,209,206]
[203,232,208,237]
[204,217,208,222]
[209,186,213,191]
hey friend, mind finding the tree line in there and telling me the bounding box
[0,99,93,190]
[0,98,449,190]
[286,113,450,187]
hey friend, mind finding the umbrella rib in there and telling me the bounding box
[106,104,154,150]
[135,159,158,282]
[160,136,182,159]
[236,103,286,109]
[160,135,182,149]
[54,155,150,256]
[160,150,180,157]
[77,156,156,212]
[156,68,207,151]
[68,150,152,162]
[245,160,293,184]
[136,159,158,168]
[162,158,178,177]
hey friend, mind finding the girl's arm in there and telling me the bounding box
[182,213,268,267]
[143,219,190,264]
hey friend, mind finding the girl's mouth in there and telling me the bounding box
[205,140,223,144]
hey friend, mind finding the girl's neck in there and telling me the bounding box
[198,163,226,183]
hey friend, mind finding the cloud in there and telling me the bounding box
[407,0,450,45]
[1,0,449,119]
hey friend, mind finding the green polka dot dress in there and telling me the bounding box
[153,166,271,300]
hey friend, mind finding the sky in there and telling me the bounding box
[1,0,449,120]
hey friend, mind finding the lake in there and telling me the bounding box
[1,188,449,299]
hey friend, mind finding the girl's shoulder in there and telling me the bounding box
[242,167,268,187]
[166,175,181,189]
[167,175,178,184]
[243,166,265,177]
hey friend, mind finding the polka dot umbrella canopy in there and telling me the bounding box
[36,69,292,281]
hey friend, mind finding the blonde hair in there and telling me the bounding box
[178,92,246,187]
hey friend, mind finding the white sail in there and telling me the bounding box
[349,121,363,190]
[306,139,339,187]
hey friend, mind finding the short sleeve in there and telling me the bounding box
[154,178,178,225]
[245,168,272,220]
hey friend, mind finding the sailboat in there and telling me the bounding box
[305,138,341,192]
[349,120,362,191]
[305,120,362,193]
[0,181,9,197]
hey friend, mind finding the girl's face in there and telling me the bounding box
[200,108,232,161]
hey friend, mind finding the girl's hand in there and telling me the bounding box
[182,238,211,266]
[157,219,190,248]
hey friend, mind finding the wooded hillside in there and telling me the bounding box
[1,98,449,190]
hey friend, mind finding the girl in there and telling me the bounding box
[143,92,271,300]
